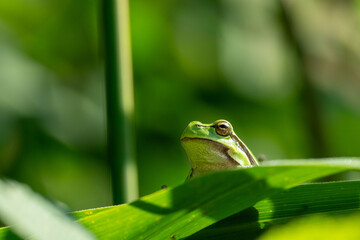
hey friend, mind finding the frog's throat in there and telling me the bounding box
[181,137,240,166]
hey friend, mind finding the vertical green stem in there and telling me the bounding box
[102,0,138,204]
[278,0,327,158]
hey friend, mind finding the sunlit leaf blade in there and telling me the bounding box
[258,212,360,240]
[2,180,360,240]
[186,180,360,239]
[0,205,115,239]
[1,159,360,240]
[76,159,360,240]
[73,206,114,219]
[0,180,96,240]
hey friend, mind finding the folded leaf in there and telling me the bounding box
[186,180,360,239]
[78,158,360,239]
[0,180,96,240]
[1,158,360,240]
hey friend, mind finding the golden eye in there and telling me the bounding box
[215,121,232,136]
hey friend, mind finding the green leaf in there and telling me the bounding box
[1,158,360,240]
[258,212,360,240]
[75,159,360,240]
[186,180,360,239]
[0,229,20,240]
[0,180,96,240]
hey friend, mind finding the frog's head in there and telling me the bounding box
[181,120,258,178]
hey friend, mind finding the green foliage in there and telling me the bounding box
[1,159,360,239]
[0,1,359,206]
[188,179,360,239]
[0,180,95,240]
[259,213,360,240]
[0,0,359,239]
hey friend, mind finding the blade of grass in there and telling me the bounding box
[186,180,360,239]
[278,0,328,158]
[1,159,360,240]
[0,229,19,240]
[101,0,138,204]
[0,180,96,240]
[2,180,359,239]
[75,159,360,239]
[259,212,360,240]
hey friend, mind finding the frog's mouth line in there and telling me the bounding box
[181,137,241,166]
[180,137,226,147]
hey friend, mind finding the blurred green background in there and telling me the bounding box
[0,0,359,211]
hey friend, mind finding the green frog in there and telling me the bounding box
[181,120,259,179]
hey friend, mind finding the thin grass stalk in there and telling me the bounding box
[278,0,327,158]
[102,0,138,204]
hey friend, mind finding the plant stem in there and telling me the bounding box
[102,0,138,204]
[278,0,328,158]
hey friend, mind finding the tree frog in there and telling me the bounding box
[181,120,259,179]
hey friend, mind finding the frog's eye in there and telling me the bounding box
[214,121,232,136]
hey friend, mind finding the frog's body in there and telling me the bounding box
[181,120,258,179]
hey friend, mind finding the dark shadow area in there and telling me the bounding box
[182,180,360,240]
[128,169,282,239]
[128,166,360,239]
[184,207,261,240]
[265,180,360,231]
